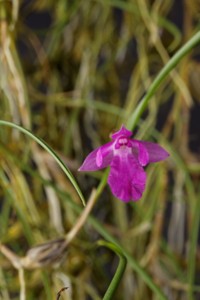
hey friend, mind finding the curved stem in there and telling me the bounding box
[98,241,127,300]
[61,192,168,300]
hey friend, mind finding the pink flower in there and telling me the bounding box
[79,125,169,202]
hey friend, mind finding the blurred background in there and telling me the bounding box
[0,0,200,299]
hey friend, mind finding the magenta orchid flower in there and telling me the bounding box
[79,125,169,202]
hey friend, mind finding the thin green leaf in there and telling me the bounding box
[0,120,85,206]
[127,30,200,130]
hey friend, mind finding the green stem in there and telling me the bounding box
[0,120,85,206]
[90,217,167,299]
[127,30,200,130]
[98,241,127,300]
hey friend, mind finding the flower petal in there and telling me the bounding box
[131,140,149,166]
[78,141,114,171]
[138,141,169,163]
[108,154,146,202]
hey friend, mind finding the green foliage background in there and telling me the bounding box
[0,0,200,299]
